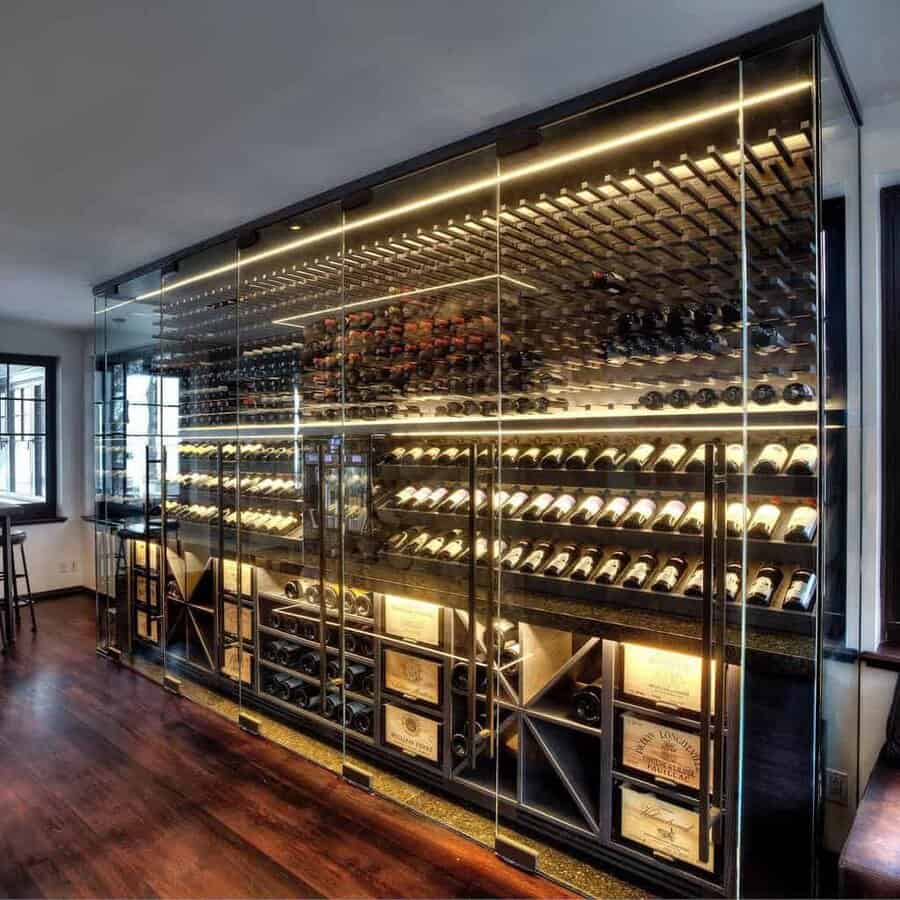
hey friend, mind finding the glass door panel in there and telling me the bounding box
[236,203,344,731]
[340,146,499,794]
[739,39,819,899]
[95,269,164,661]
[817,35,862,883]
[495,61,748,892]
[159,242,238,689]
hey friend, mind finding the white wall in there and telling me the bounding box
[0,318,92,593]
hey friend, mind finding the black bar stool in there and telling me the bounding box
[7,531,36,632]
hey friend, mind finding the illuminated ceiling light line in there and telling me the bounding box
[98,80,810,312]
[271,273,537,326]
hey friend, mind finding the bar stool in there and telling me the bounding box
[7,532,36,632]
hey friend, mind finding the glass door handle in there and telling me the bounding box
[699,442,714,864]
[466,440,480,769]
[713,441,729,821]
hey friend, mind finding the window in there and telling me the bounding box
[883,186,900,643]
[0,355,58,520]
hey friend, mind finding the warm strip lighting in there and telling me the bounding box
[272,273,537,326]
[97,80,811,312]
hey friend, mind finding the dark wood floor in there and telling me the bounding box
[0,593,574,899]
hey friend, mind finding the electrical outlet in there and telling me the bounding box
[825,768,849,805]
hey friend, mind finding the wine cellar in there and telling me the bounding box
[93,12,861,898]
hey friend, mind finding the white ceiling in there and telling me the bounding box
[1,0,896,330]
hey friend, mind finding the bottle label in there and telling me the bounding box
[551,496,576,515]
[576,497,603,519]
[759,444,789,469]
[528,494,554,514]
[605,497,629,519]
[626,561,651,584]
[630,444,654,463]
[572,555,596,577]
[751,504,780,535]
[546,551,572,573]
[505,546,526,567]
[789,443,818,469]
[789,506,817,529]
[425,488,448,506]
[630,499,656,520]
[686,568,704,591]
[505,491,529,514]
[659,444,686,465]
[523,549,546,569]
[598,558,622,579]
[443,539,464,558]
[659,500,686,522]
[656,565,679,589]
[785,576,814,607]
[726,571,741,597]
[726,504,749,533]
[446,489,468,508]
[750,575,773,597]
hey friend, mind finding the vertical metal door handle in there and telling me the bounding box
[699,442,714,863]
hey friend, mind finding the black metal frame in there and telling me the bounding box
[91,5,860,298]
[0,352,59,521]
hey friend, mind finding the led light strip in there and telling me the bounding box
[271,273,538,326]
[97,80,810,312]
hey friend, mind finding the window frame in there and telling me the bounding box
[881,185,900,643]
[0,353,59,522]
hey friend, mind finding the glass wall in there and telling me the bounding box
[93,27,857,898]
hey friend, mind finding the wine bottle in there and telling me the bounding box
[725,443,744,473]
[622,552,657,589]
[684,445,709,472]
[639,391,666,411]
[623,443,656,471]
[397,486,430,509]
[722,385,743,407]
[383,446,407,464]
[322,691,343,720]
[354,591,375,618]
[501,540,531,571]
[451,659,488,693]
[451,716,488,759]
[724,562,742,603]
[276,642,304,668]
[542,493,577,523]
[500,490,530,517]
[726,502,751,537]
[420,486,450,511]
[278,676,310,705]
[517,446,544,468]
[666,389,692,409]
[543,544,578,577]
[652,499,687,532]
[420,532,449,558]
[693,388,719,408]
[679,500,706,534]
[597,496,630,526]
[784,505,818,543]
[595,550,630,585]
[500,446,520,465]
[751,325,789,354]
[438,531,468,560]
[752,443,789,475]
[654,443,688,472]
[439,488,470,512]
[651,556,687,593]
[785,443,817,476]
[519,540,553,574]
[570,495,604,525]
[521,493,555,521]
[747,565,783,606]
[593,447,625,470]
[539,445,569,469]
[747,503,781,540]
[284,580,301,600]
[270,610,283,630]
[300,651,321,676]
[621,498,656,529]
[266,672,290,695]
[437,446,462,464]
[783,569,817,611]
[564,446,596,469]
[684,563,705,597]
[783,382,815,405]
[572,679,603,725]
[403,447,426,463]
[350,704,373,734]
[751,384,778,406]
[421,446,443,464]
[343,662,369,692]
[569,546,603,581]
